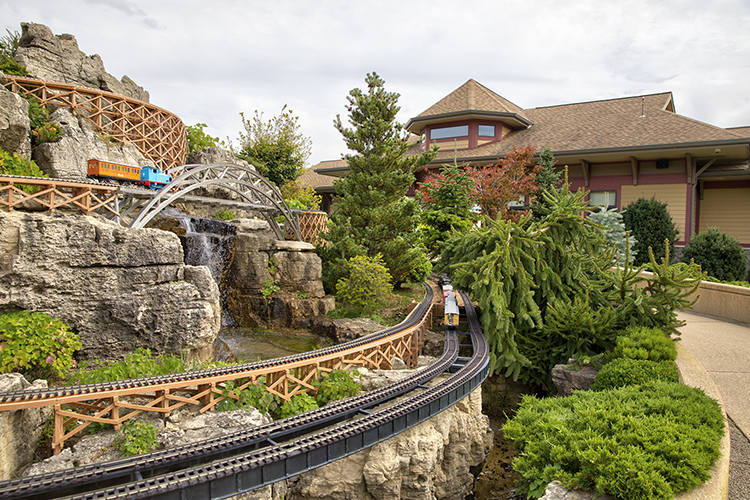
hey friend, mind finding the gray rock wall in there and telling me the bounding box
[0,80,31,157]
[14,23,149,102]
[0,211,221,364]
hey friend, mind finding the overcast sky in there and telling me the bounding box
[2,0,750,167]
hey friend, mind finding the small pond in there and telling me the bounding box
[218,327,323,362]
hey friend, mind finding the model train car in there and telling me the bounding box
[86,159,171,190]
[441,274,461,328]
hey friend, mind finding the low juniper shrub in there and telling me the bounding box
[591,358,679,391]
[612,326,677,362]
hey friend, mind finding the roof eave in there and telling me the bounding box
[405,110,532,134]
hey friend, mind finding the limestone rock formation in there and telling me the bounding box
[225,219,334,328]
[32,107,154,181]
[540,481,615,500]
[14,23,149,102]
[0,374,52,480]
[186,147,255,170]
[0,81,31,157]
[0,211,221,364]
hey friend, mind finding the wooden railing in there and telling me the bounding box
[0,175,120,216]
[3,76,186,171]
[295,210,328,243]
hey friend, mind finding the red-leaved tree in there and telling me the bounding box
[469,145,541,221]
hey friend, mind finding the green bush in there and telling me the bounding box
[591,358,679,391]
[0,310,81,379]
[0,29,27,76]
[113,420,159,456]
[185,123,224,154]
[335,254,393,312]
[314,369,361,406]
[612,326,677,362]
[503,380,725,500]
[622,197,677,266]
[217,376,280,415]
[69,347,186,385]
[214,209,235,221]
[681,227,749,282]
[0,150,48,193]
[276,393,319,419]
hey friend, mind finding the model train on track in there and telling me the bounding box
[86,159,171,190]
[441,274,461,329]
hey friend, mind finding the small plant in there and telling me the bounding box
[0,29,27,76]
[217,376,280,415]
[113,420,159,456]
[0,150,48,193]
[0,310,81,379]
[69,348,187,385]
[261,278,280,299]
[267,256,277,274]
[314,369,361,406]
[276,393,319,419]
[214,209,235,221]
[681,227,749,282]
[295,291,308,300]
[612,326,677,362]
[31,121,62,144]
[335,254,393,312]
[591,358,679,391]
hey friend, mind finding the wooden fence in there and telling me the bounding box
[3,76,186,171]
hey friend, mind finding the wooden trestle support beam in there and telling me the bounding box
[3,76,187,171]
[0,176,120,215]
[0,306,429,455]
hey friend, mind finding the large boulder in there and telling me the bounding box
[14,23,149,102]
[0,211,221,364]
[0,82,31,157]
[0,374,52,480]
[32,107,154,181]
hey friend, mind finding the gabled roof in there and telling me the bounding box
[405,79,532,133]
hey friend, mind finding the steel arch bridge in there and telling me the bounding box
[118,163,301,240]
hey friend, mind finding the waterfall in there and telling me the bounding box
[177,216,238,326]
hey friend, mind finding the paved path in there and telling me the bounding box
[677,311,750,500]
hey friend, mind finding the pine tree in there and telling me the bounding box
[318,73,438,290]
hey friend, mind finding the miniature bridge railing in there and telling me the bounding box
[3,76,186,171]
[0,298,431,455]
[0,175,120,215]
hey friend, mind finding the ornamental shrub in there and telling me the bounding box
[335,254,393,312]
[276,393,319,419]
[622,197,677,266]
[0,150,47,193]
[314,369,361,406]
[69,347,186,385]
[0,310,81,379]
[217,376,280,415]
[113,420,159,456]
[587,207,637,266]
[503,380,725,500]
[681,227,749,282]
[612,326,677,362]
[591,358,679,391]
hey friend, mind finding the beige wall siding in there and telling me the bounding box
[699,188,750,244]
[621,183,688,239]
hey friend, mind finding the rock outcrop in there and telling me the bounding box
[0,374,52,480]
[0,211,221,364]
[14,23,149,102]
[551,362,599,397]
[224,219,334,328]
[32,107,154,181]
[0,80,31,157]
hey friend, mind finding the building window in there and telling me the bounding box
[478,124,496,137]
[429,125,469,140]
[589,191,617,210]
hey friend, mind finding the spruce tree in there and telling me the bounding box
[318,73,438,291]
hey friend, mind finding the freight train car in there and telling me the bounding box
[87,159,171,190]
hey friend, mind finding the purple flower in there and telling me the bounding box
[45,355,55,365]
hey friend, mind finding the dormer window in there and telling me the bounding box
[429,125,469,140]
[478,124,496,137]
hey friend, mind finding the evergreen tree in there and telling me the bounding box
[622,197,677,266]
[529,146,562,221]
[318,73,438,290]
[418,158,475,257]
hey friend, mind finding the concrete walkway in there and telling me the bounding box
[677,311,750,500]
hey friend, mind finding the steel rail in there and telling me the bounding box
[23,290,488,500]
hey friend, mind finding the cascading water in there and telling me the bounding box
[177,216,238,326]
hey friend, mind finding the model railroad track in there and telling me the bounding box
[0,285,433,408]
[0,287,489,500]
